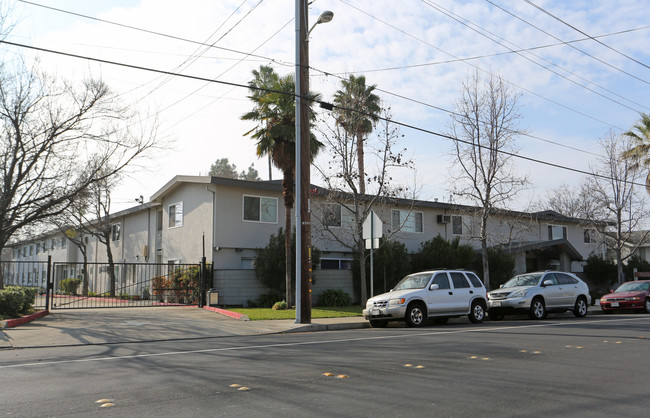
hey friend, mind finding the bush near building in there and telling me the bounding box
[0,286,36,319]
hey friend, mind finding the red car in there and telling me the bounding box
[600,280,650,314]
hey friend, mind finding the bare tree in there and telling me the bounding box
[535,183,606,220]
[448,70,528,290]
[314,109,416,303]
[0,62,157,288]
[588,131,649,284]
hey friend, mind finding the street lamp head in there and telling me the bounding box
[317,10,334,24]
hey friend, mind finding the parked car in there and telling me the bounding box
[362,270,488,328]
[600,280,650,314]
[487,271,591,320]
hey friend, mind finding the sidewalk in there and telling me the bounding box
[0,307,369,349]
[0,303,604,350]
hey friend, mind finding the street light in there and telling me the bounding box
[295,5,333,324]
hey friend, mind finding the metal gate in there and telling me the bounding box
[49,261,206,309]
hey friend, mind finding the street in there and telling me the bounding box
[1,314,649,417]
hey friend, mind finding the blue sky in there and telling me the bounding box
[6,0,650,211]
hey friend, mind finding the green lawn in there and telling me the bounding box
[228,305,364,321]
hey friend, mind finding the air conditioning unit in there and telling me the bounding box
[437,215,451,224]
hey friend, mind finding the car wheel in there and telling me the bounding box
[573,296,588,317]
[489,309,504,321]
[529,298,546,320]
[369,319,388,328]
[644,298,650,314]
[468,300,486,323]
[433,317,449,325]
[405,302,426,327]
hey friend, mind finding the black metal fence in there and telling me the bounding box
[2,259,208,310]
[1,260,50,309]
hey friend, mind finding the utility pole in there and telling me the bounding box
[295,0,311,323]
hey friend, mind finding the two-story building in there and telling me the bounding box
[6,175,609,305]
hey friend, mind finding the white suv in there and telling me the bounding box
[363,270,488,328]
[487,271,591,320]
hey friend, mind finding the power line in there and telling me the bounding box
[17,0,623,155]
[2,38,646,189]
[420,0,646,113]
[337,0,623,131]
[486,0,650,86]
[524,0,650,71]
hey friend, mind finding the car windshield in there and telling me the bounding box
[393,273,432,290]
[503,273,542,288]
[615,282,650,292]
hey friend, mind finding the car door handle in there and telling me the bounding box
[470,290,474,294]
[448,292,453,295]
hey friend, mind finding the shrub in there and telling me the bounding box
[473,247,515,290]
[623,255,650,282]
[584,254,617,291]
[272,300,288,310]
[141,288,151,300]
[60,278,82,295]
[0,287,34,318]
[88,291,97,297]
[249,292,283,308]
[411,236,475,272]
[318,288,351,307]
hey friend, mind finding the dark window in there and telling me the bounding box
[543,273,558,285]
[557,273,578,285]
[450,272,470,288]
[320,259,340,270]
[465,272,483,287]
[431,273,450,289]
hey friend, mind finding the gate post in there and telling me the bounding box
[199,257,206,308]
[45,255,52,310]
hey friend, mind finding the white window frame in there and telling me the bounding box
[242,195,278,224]
[322,203,342,228]
[391,210,423,233]
[451,215,463,235]
[168,202,184,228]
[548,224,567,240]
[111,223,121,242]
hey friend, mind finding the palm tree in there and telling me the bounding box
[333,74,381,195]
[242,65,322,306]
[623,113,650,193]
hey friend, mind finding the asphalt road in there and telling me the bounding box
[2,313,649,417]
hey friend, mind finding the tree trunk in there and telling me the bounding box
[357,132,366,195]
[104,231,117,297]
[358,239,368,303]
[481,213,490,291]
[282,172,294,306]
[82,246,89,296]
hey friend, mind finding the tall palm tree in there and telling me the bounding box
[623,113,650,193]
[242,65,322,306]
[333,74,381,195]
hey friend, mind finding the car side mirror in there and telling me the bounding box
[429,284,440,291]
[542,280,553,287]
[499,284,504,288]
[609,289,614,293]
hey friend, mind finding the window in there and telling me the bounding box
[450,272,470,288]
[452,216,463,235]
[320,259,353,270]
[240,258,255,270]
[61,237,67,249]
[322,203,342,228]
[584,228,596,243]
[243,195,278,223]
[556,273,578,285]
[465,272,483,287]
[391,210,423,233]
[29,245,33,256]
[432,273,451,289]
[548,225,567,240]
[169,202,183,228]
[111,224,121,242]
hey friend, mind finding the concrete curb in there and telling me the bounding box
[1,309,49,329]
[282,322,370,334]
[203,306,250,321]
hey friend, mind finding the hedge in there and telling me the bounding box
[0,286,36,318]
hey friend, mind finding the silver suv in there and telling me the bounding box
[487,271,591,320]
[363,270,488,328]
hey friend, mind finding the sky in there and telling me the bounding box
[5,0,650,213]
